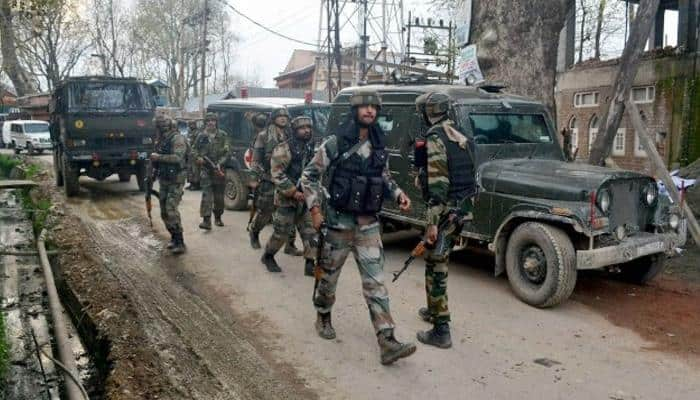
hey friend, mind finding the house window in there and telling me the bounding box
[613,129,626,156]
[634,132,648,157]
[588,115,599,151]
[574,91,599,108]
[568,116,579,156]
[632,86,655,104]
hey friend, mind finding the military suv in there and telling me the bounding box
[50,76,157,196]
[329,83,687,307]
[207,97,330,210]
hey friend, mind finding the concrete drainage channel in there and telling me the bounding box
[1,187,104,399]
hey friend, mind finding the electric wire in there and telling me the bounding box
[37,345,90,400]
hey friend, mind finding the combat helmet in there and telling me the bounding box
[154,114,174,130]
[423,92,451,119]
[251,112,268,129]
[205,112,218,121]
[271,108,290,120]
[349,88,382,109]
[291,116,313,130]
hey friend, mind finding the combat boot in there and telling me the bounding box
[284,242,303,256]
[304,259,315,277]
[417,323,452,349]
[199,216,212,230]
[171,233,186,255]
[315,312,336,340]
[377,329,416,365]
[261,253,282,273]
[249,231,261,249]
[166,235,176,250]
[418,307,433,323]
[214,215,224,227]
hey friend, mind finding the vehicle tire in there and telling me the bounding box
[53,150,64,187]
[118,172,131,182]
[135,163,146,192]
[62,155,80,197]
[13,141,20,154]
[224,169,249,210]
[618,254,666,285]
[505,222,577,308]
[27,143,35,155]
[36,149,44,155]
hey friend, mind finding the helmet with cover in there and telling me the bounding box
[349,88,382,109]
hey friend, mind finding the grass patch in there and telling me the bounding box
[0,154,21,178]
[0,311,8,384]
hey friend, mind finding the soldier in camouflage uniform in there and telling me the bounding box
[193,112,230,229]
[300,88,416,365]
[151,114,188,254]
[261,116,317,275]
[249,108,301,255]
[413,92,477,348]
[186,120,201,191]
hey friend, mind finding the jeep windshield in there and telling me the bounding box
[24,123,49,134]
[458,111,553,145]
[67,82,153,112]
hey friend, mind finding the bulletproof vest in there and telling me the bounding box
[426,125,476,202]
[157,131,183,180]
[329,131,388,215]
[264,126,289,173]
[286,136,313,184]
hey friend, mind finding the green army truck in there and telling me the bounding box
[328,83,687,308]
[50,76,157,196]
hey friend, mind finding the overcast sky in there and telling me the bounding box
[228,0,431,87]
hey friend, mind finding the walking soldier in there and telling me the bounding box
[186,120,201,191]
[193,112,230,230]
[414,92,477,348]
[260,116,317,275]
[150,114,188,254]
[300,88,416,365]
[249,108,301,255]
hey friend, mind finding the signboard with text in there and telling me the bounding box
[457,44,484,85]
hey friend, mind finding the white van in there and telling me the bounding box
[2,120,52,154]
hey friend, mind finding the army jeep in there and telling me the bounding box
[208,97,330,210]
[329,83,687,308]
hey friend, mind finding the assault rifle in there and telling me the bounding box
[144,159,160,227]
[392,209,461,282]
[202,156,225,178]
[312,223,328,302]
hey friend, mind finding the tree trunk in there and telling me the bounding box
[588,0,660,166]
[594,0,606,59]
[470,0,575,112]
[0,0,37,96]
[579,0,587,63]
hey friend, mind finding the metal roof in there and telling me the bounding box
[208,97,328,109]
[335,84,540,105]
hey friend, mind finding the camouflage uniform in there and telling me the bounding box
[154,122,188,253]
[193,122,230,224]
[261,116,317,274]
[186,122,201,189]
[249,113,298,250]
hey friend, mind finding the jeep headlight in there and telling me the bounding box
[68,139,86,147]
[643,182,657,206]
[597,189,611,213]
[669,213,680,230]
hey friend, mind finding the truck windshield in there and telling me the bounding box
[67,82,153,112]
[24,123,49,134]
[457,110,553,145]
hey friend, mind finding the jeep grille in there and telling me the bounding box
[606,178,653,233]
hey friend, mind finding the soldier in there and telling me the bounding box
[249,108,302,256]
[300,88,416,365]
[186,120,201,190]
[193,112,230,230]
[150,114,188,254]
[413,92,477,349]
[261,116,317,275]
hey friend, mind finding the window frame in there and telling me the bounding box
[634,132,648,158]
[612,128,626,156]
[631,86,655,104]
[574,91,600,108]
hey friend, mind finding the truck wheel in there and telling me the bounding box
[118,172,131,182]
[62,155,80,197]
[13,141,20,154]
[53,150,64,187]
[618,254,666,285]
[27,143,35,155]
[505,222,577,308]
[224,169,249,210]
[135,163,146,192]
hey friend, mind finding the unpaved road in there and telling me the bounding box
[33,152,700,399]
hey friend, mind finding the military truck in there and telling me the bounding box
[207,97,330,210]
[328,83,687,307]
[50,76,157,196]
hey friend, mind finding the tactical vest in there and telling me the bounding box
[329,134,388,215]
[157,132,183,181]
[286,136,313,184]
[424,125,476,202]
[264,126,289,174]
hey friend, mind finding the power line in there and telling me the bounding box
[216,0,317,47]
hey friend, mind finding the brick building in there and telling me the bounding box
[555,0,699,173]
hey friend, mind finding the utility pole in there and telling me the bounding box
[199,0,208,118]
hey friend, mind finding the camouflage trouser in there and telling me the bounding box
[199,172,225,217]
[249,180,296,244]
[314,221,395,334]
[159,181,184,235]
[188,160,200,184]
[264,205,316,259]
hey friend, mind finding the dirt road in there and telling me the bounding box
[33,152,700,399]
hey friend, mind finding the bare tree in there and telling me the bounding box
[0,0,37,96]
[89,0,129,77]
[593,0,607,59]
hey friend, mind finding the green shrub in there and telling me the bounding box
[0,154,21,178]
